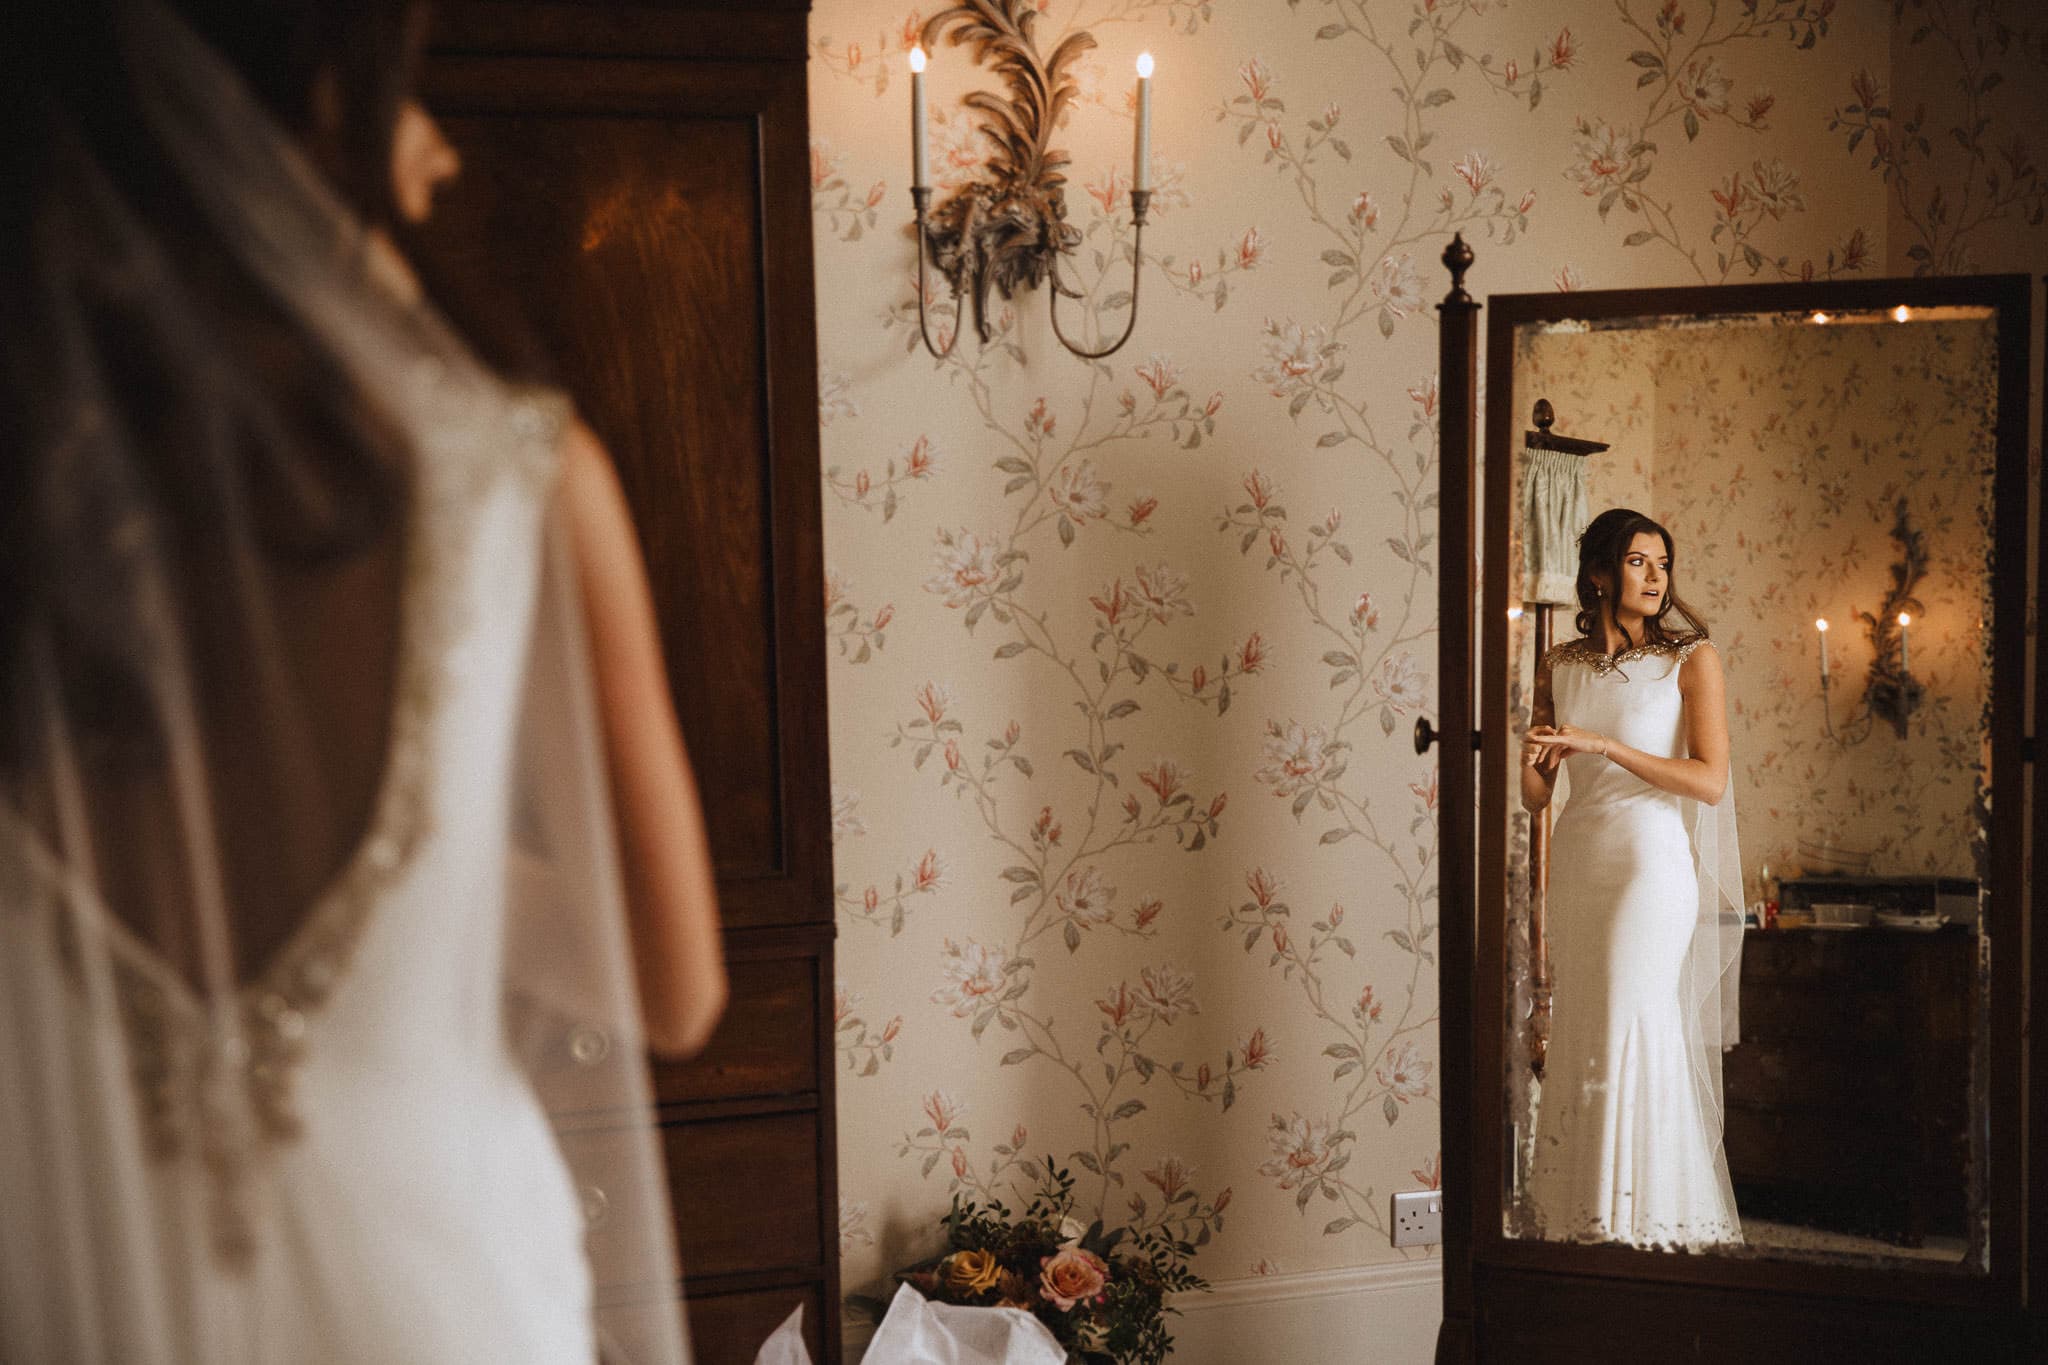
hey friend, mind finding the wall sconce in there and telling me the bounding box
[907,2,1155,360]
[1815,498,1926,742]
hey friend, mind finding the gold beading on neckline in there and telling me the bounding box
[1544,635,1706,677]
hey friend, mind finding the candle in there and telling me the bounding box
[1133,52,1153,192]
[1897,612,1911,673]
[1815,618,1829,682]
[909,47,929,190]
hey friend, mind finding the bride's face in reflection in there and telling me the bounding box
[391,101,461,225]
[1609,532,1670,628]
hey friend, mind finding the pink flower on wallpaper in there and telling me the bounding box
[1322,101,1342,129]
[1257,720,1336,796]
[1746,90,1776,127]
[1566,117,1648,198]
[1554,263,1584,292]
[1259,1112,1336,1190]
[1849,67,1883,113]
[1056,866,1117,924]
[1747,158,1805,219]
[1097,981,1136,1028]
[1357,984,1382,1022]
[1127,493,1159,527]
[1236,227,1267,269]
[1378,1038,1433,1102]
[1369,254,1424,318]
[1134,562,1195,622]
[1350,191,1378,229]
[913,849,947,891]
[1133,898,1163,929]
[1134,354,1181,400]
[846,42,862,70]
[1049,460,1110,524]
[1452,150,1496,195]
[1374,652,1431,714]
[1239,56,1274,101]
[1241,1027,1274,1070]
[1245,866,1282,909]
[809,140,840,191]
[1407,377,1438,418]
[1517,189,1537,215]
[1410,769,1440,811]
[1140,758,1190,804]
[924,528,1001,607]
[1086,167,1128,214]
[1353,591,1379,629]
[922,1089,966,1134]
[1205,391,1224,417]
[898,9,923,52]
[1503,59,1519,85]
[1243,469,1277,509]
[830,785,866,842]
[1413,1154,1443,1190]
[914,680,953,723]
[1090,578,1130,627]
[1253,317,1339,397]
[835,984,858,1026]
[1550,28,1575,70]
[1136,963,1200,1023]
[1250,1257,1282,1277]
[1187,260,1204,286]
[931,938,1009,1018]
[1033,805,1063,846]
[1677,58,1733,118]
[1238,631,1267,674]
[943,738,961,770]
[1143,1155,1195,1201]
[825,568,850,613]
[903,434,937,479]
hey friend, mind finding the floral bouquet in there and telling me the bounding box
[892,1159,1208,1365]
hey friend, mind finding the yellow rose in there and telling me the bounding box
[943,1248,1002,1295]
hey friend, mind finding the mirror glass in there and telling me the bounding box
[1499,304,1996,1272]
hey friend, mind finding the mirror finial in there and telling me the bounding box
[1441,233,1475,304]
[1532,398,1555,433]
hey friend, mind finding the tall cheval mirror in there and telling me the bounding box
[1431,258,2039,1360]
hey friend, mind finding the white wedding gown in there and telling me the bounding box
[1,390,686,1363]
[1524,638,1742,1249]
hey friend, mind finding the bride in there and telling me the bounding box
[1518,508,1744,1249]
[0,2,724,1360]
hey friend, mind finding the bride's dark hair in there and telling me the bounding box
[0,1,428,765]
[1572,507,1709,653]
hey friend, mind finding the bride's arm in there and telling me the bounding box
[1534,643,1729,804]
[1520,655,1563,812]
[563,421,730,1058]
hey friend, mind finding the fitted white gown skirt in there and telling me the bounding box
[1523,643,1741,1249]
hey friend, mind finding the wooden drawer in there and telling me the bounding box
[667,1112,825,1278]
[683,1286,824,1365]
[654,954,821,1105]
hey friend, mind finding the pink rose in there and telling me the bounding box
[1038,1247,1109,1311]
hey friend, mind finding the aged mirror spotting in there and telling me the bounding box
[1496,300,2007,1273]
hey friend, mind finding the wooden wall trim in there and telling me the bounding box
[433,2,809,63]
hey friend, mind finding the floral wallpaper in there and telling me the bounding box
[806,0,2047,1329]
[1514,314,1999,895]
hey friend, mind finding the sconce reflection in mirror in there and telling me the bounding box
[907,2,1155,360]
[1815,497,1926,742]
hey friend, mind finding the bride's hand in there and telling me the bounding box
[1526,723,1609,762]
[1522,725,1566,773]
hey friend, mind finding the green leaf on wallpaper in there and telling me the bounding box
[914,744,932,769]
[1000,1048,1033,1067]
[1291,790,1314,818]
[995,456,1031,475]
[1335,543,1354,565]
[1387,537,1412,562]
[1010,886,1034,904]
[1066,749,1096,773]
[965,600,987,630]
[993,642,1026,661]
[1013,757,1033,777]
[1628,50,1663,69]
[1422,88,1455,108]
[1638,70,1660,88]
[1684,109,1700,141]
[1289,391,1311,417]
[1215,280,1230,311]
[1385,134,1412,162]
[1387,929,1414,952]
[1103,291,1132,311]
[1623,231,1653,247]
[1324,650,1357,668]
[1529,76,1543,109]
[1384,1095,1401,1126]
[1332,140,1351,160]
[1317,431,1347,448]
[1222,1077,1236,1111]
[1333,1061,1358,1079]
[1243,927,1261,953]
[1321,249,1353,268]
[1442,41,1465,70]
[1001,866,1039,884]
[1064,921,1082,953]
[1112,1100,1146,1120]
[1107,699,1141,719]
[1316,22,1343,39]
[1218,683,1231,715]
[1058,516,1075,547]
[1327,269,1354,287]
[1325,1217,1357,1235]
[1321,828,1352,844]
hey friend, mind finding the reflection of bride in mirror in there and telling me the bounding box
[1519,507,1745,1249]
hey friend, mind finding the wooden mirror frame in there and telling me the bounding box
[1430,240,2041,1361]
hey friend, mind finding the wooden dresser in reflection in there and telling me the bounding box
[1725,927,1976,1246]
[423,3,837,1360]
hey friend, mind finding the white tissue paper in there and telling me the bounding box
[755,1283,1070,1365]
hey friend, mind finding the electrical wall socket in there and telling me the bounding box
[1390,1189,1442,1247]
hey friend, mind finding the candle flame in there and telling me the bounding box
[1507,605,1524,620]
[909,46,927,73]
[1815,618,1828,632]
[1892,304,1910,322]
[1136,51,1155,78]
[1897,611,1911,626]
[1809,311,1831,324]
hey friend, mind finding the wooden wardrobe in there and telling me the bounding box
[422,3,839,1361]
